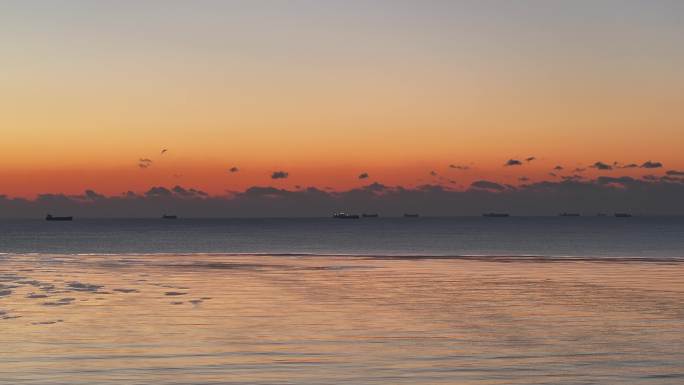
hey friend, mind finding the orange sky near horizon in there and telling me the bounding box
[1,1,683,197]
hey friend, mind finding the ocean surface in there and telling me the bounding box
[1,216,684,257]
[1,217,684,384]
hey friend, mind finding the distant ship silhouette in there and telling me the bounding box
[45,214,73,221]
[362,213,379,218]
[482,213,509,217]
[162,214,178,219]
[403,213,419,218]
[333,212,360,219]
[614,213,632,218]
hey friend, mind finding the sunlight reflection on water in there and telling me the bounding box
[1,254,683,384]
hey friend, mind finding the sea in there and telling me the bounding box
[1,216,684,257]
[1,217,683,384]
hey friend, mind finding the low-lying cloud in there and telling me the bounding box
[2,177,684,217]
[470,180,506,191]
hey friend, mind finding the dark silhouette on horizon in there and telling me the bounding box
[483,213,510,217]
[333,212,360,219]
[45,214,73,221]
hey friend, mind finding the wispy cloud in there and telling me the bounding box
[449,164,470,170]
[618,163,638,169]
[470,180,506,191]
[138,158,153,169]
[504,159,522,167]
[561,174,584,181]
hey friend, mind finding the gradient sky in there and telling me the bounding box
[2,0,683,197]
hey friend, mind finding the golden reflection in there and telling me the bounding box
[1,254,683,384]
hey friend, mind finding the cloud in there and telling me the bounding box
[449,164,470,170]
[561,174,584,181]
[590,161,612,170]
[172,185,208,198]
[595,176,638,189]
[229,167,239,173]
[429,170,438,176]
[138,158,153,169]
[640,161,663,169]
[470,180,506,191]
[666,170,684,176]
[525,156,536,162]
[271,171,289,179]
[661,176,684,183]
[574,168,586,173]
[84,190,105,201]
[619,163,638,169]
[358,172,369,179]
[3,177,684,217]
[518,176,530,182]
[504,159,522,167]
[145,186,172,197]
[553,165,563,171]
[362,182,389,193]
[241,186,289,198]
[145,185,210,199]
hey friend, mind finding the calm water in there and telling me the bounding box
[1,217,684,257]
[1,218,683,384]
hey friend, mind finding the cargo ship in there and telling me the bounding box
[45,214,73,221]
[482,213,509,217]
[333,212,360,219]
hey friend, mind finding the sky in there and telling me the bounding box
[1,1,683,212]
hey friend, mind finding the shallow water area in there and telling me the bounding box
[1,253,683,384]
